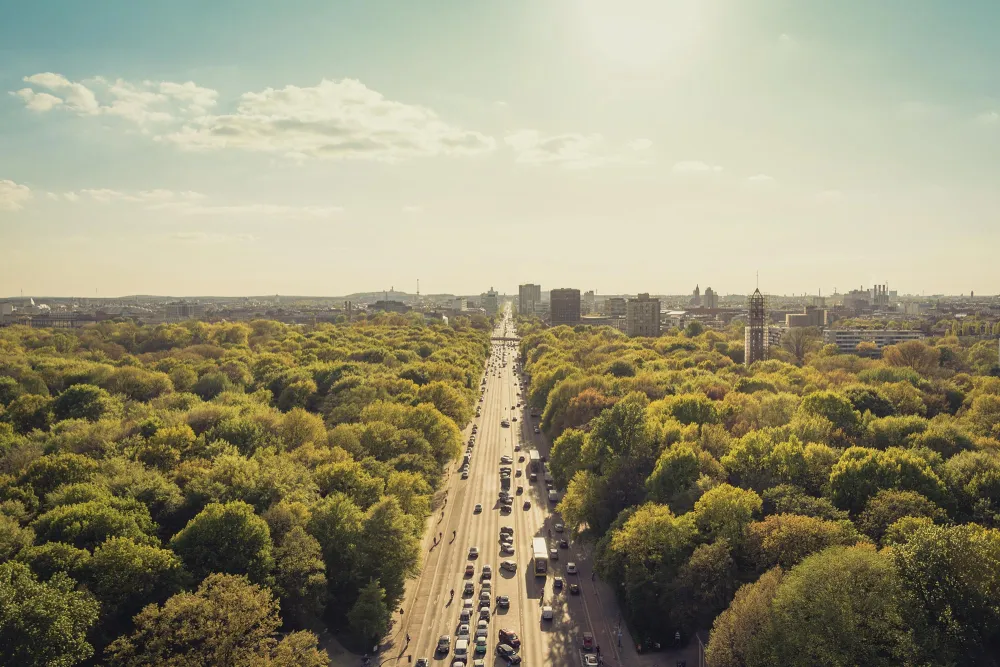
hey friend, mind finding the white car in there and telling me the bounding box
[584,655,599,666]
[554,523,564,533]
[541,606,554,620]
[567,562,578,574]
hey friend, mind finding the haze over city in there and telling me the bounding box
[2,0,999,297]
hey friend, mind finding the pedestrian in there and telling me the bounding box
[591,571,596,581]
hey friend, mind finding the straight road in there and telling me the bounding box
[395,304,624,667]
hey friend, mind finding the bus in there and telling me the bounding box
[532,537,548,576]
[528,450,541,473]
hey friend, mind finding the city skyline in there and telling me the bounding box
[2,0,1000,296]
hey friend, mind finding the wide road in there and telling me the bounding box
[396,304,619,667]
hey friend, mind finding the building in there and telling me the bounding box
[823,329,924,353]
[871,284,890,310]
[452,297,467,312]
[607,297,627,318]
[518,284,541,316]
[664,310,688,329]
[550,288,581,326]
[745,288,767,366]
[625,293,661,337]
[690,285,702,307]
[785,306,828,328]
[370,300,411,314]
[703,287,718,309]
[843,288,871,313]
[482,288,499,315]
[581,315,626,332]
[165,302,205,320]
[582,290,596,315]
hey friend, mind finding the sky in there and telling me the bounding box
[1,0,998,298]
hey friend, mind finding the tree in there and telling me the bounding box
[706,568,784,667]
[548,428,585,489]
[0,561,99,667]
[765,546,916,667]
[273,526,327,628]
[191,372,232,401]
[693,484,762,545]
[4,394,53,434]
[892,523,1000,665]
[781,327,821,365]
[170,501,274,585]
[670,540,738,634]
[52,384,117,422]
[883,340,940,376]
[0,513,33,561]
[15,542,91,581]
[746,513,861,569]
[798,391,861,438]
[106,573,327,667]
[828,446,947,514]
[32,498,157,551]
[348,579,391,647]
[19,452,99,498]
[857,489,946,544]
[646,443,700,510]
[80,537,187,630]
[306,492,363,604]
[356,497,419,610]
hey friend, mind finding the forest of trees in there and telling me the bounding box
[519,321,1000,666]
[0,313,490,666]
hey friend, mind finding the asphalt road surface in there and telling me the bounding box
[396,304,615,667]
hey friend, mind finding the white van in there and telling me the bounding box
[454,638,469,658]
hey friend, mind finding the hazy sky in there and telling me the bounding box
[1,0,998,297]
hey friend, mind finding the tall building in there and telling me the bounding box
[786,306,827,328]
[745,288,767,366]
[518,283,541,316]
[550,288,581,326]
[703,287,718,309]
[626,293,661,337]
[871,284,890,309]
[582,290,596,315]
[483,288,499,315]
[690,284,702,307]
[607,297,627,318]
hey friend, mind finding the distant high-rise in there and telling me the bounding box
[626,293,661,337]
[518,283,541,315]
[550,288,581,326]
[607,297,627,318]
[582,290,596,315]
[745,288,767,366]
[483,287,499,315]
[704,287,718,309]
[691,284,702,307]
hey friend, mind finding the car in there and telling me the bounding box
[500,560,517,572]
[515,469,522,477]
[437,635,451,654]
[541,606,554,620]
[496,644,521,664]
[500,505,511,514]
[522,501,531,510]
[474,504,482,513]
[461,470,469,479]
[501,420,510,427]
[479,596,491,608]
[570,582,581,594]
[518,455,525,462]
[481,565,492,579]
[534,426,540,433]
[499,534,513,546]
[500,456,512,464]
[499,525,514,535]
[512,416,518,421]
[460,608,471,623]
[514,444,520,451]
[472,660,485,667]
[516,485,524,494]
[496,595,510,608]
[463,598,473,610]
[465,564,475,577]
[528,473,537,482]
[416,660,429,667]
[549,548,559,560]
[499,629,521,649]
[560,539,569,549]
[584,655,599,667]
[582,632,594,650]
[475,637,487,655]
[457,622,470,639]
[479,608,491,621]
[567,562,578,574]
[481,580,492,592]
[554,523,564,533]
[500,544,514,555]
[463,582,474,596]
[554,576,564,589]
[468,547,479,558]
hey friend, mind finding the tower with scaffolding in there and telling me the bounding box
[745,287,768,366]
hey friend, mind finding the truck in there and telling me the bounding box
[528,450,541,473]
[532,537,548,577]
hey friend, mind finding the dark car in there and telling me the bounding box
[559,539,569,549]
[570,583,581,595]
[496,644,521,664]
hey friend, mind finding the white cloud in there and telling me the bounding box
[59,187,340,218]
[69,189,207,204]
[63,192,80,202]
[23,73,100,114]
[505,130,609,168]
[0,180,32,211]
[672,160,722,173]
[158,81,218,114]
[747,174,775,184]
[12,88,64,112]
[976,110,999,125]
[628,138,653,151]
[162,78,496,161]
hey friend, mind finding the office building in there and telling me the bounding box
[823,329,924,353]
[550,288,581,326]
[483,288,499,315]
[583,290,595,315]
[607,297,627,318]
[626,293,661,337]
[165,302,205,320]
[786,306,827,328]
[703,287,718,309]
[518,284,541,316]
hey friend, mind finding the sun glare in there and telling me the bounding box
[579,0,703,70]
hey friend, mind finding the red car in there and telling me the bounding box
[582,632,595,650]
[499,629,521,649]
